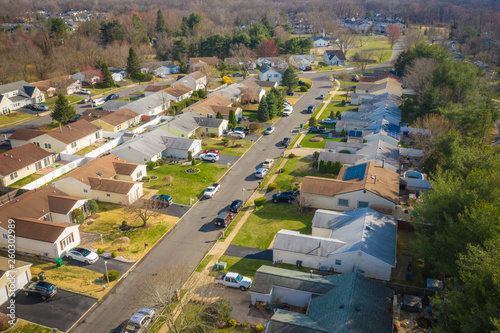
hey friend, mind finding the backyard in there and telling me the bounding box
[144,162,228,205]
[9,173,43,188]
[345,36,393,64]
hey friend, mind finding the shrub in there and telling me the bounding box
[222,76,233,84]
[279,168,286,173]
[333,161,343,175]
[249,122,260,133]
[293,185,300,191]
[308,117,317,127]
[187,151,193,160]
[267,182,277,191]
[228,319,237,327]
[221,137,229,146]
[97,248,104,254]
[192,158,196,165]
[335,110,342,118]
[71,208,84,224]
[111,251,118,258]
[304,82,312,89]
[86,199,99,214]
[234,143,243,148]
[300,86,308,92]
[197,89,206,98]
[326,160,334,173]
[340,128,346,137]
[31,276,38,282]
[340,99,346,106]
[254,197,267,206]
[121,221,127,228]
[132,72,153,82]
[103,270,120,281]
[312,151,320,161]
[191,91,199,98]
[256,324,265,332]
[146,161,156,170]
[288,153,296,158]
[157,159,165,166]
[202,299,233,328]
[319,160,326,173]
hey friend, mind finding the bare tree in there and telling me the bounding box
[273,26,289,41]
[351,50,374,74]
[387,24,401,49]
[335,29,356,54]
[404,27,424,49]
[240,87,258,105]
[405,58,438,100]
[337,72,351,88]
[126,198,161,227]
[199,65,221,93]
[411,114,453,158]
[229,44,255,79]
[357,37,368,47]
[374,48,386,63]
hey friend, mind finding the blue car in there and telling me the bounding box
[151,195,174,207]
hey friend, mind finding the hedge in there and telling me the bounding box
[104,270,120,281]
[254,197,267,206]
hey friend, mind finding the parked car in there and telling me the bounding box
[351,74,359,82]
[305,66,313,71]
[282,109,292,116]
[203,183,220,199]
[79,98,91,104]
[202,149,220,155]
[318,94,324,100]
[200,153,219,163]
[122,308,155,333]
[319,118,337,125]
[263,159,274,169]
[234,126,250,135]
[105,93,119,101]
[67,114,82,123]
[298,80,305,86]
[1,139,10,146]
[215,272,252,291]
[307,105,314,114]
[32,105,49,111]
[228,131,245,139]
[80,88,91,95]
[308,126,326,134]
[91,98,105,107]
[214,211,233,227]
[233,72,243,77]
[229,200,243,213]
[255,167,268,179]
[66,247,99,264]
[272,191,296,203]
[151,194,174,207]
[282,137,290,147]
[264,127,275,135]
[286,90,294,96]
[22,281,57,300]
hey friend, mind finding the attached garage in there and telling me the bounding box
[0,258,32,305]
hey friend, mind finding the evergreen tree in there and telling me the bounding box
[180,60,188,73]
[51,94,76,123]
[126,47,141,76]
[266,93,277,119]
[156,9,167,33]
[101,63,114,88]
[333,161,342,175]
[340,128,346,137]
[308,117,317,127]
[268,87,283,111]
[319,160,326,173]
[197,89,206,99]
[216,111,223,119]
[228,110,237,128]
[326,161,334,174]
[281,67,299,91]
[257,98,269,122]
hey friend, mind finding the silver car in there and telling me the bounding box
[255,167,268,178]
[123,308,155,333]
[66,247,99,264]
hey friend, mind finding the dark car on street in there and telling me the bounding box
[22,281,57,300]
[229,200,243,213]
[308,126,326,134]
[307,105,314,114]
[286,90,294,96]
[105,93,119,101]
[282,137,290,147]
[215,211,233,227]
[151,194,174,207]
[272,192,296,203]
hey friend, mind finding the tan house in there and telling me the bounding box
[183,96,242,120]
[52,154,146,204]
[91,108,141,132]
[172,72,207,91]
[9,120,102,154]
[162,84,193,102]
[0,143,55,186]
[189,57,219,72]
[300,161,399,215]
[32,76,82,97]
[0,257,32,304]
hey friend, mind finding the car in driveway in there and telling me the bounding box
[106,93,119,101]
[151,194,174,207]
[32,105,49,111]
[229,200,243,213]
[227,130,245,139]
[264,127,275,135]
[233,126,250,135]
[80,88,91,95]
[22,281,57,300]
[308,126,326,134]
[200,153,219,162]
[305,66,313,71]
[123,308,155,333]
[65,247,99,264]
[255,167,268,179]
[319,118,337,125]
[272,191,296,203]
[286,90,294,96]
[202,149,220,155]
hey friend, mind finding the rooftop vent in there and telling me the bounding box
[339,304,345,309]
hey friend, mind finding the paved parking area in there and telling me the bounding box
[224,245,273,261]
[198,154,240,167]
[63,257,133,275]
[165,203,190,218]
[2,289,97,332]
[223,288,271,326]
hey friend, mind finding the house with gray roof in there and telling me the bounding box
[250,267,393,333]
[111,128,201,163]
[289,54,319,70]
[323,50,347,66]
[159,111,228,138]
[258,65,286,85]
[0,80,45,113]
[119,91,171,116]
[272,207,397,281]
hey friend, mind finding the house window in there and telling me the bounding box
[43,157,50,167]
[33,141,40,147]
[60,233,74,250]
[207,114,213,118]
[44,143,52,149]
[9,172,18,180]
[96,132,101,139]
[136,171,142,179]
[83,189,88,193]
[335,259,342,266]
[117,125,122,130]
[71,142,77,148]
[35,161,42,171]
[338,198,349,207]
[106,194,111,197]
[358,201,369,208]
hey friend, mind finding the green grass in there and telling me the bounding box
[273,156,337,192]
[314,65,345,72]
[144,162,228,205]
[299,134,342,148]
[231,204,315,249]
[10,320,61,333]
[117,96,140,102]
[202,138,254,156]
[346,37,393,64]
[9,173,43,187]
[241,111,276,124]
[0,112,34,126]
[219,205,251,242]
[196,255,214,272]
[317,102,355,121]
[43,95,85,109]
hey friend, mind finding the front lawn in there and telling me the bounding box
[43,95,85,109]
[231,204,314,249]
[299,134,342,149]
[202,138,254,156]
[84,203,178,260]
[144,162,228,205]
[314,65,345,72]
[10,320,61,333]
[272,157,337,192]
[0,112,34,126]
[317,102,355,121]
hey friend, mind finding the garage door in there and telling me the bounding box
[67,88,74,95]
[15,271,30,290]
[0,286,8,306]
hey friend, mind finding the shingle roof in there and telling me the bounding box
[145,85,165,92]
[121,91,170,114]
[0,143,52,176]
[94,108,139,127]
[359,73,403,84]
[268,310,327,333]
[47,195,85,214]
[163,83,193,97]
[188,71,206,80]
[9,129,46,141]
[88,177,136,194]
[8,217,78,243]
[46,119,101,144]
[324,50,346,61]
[273,230,346,257]
[194,117,225,128]
[0,80,32,95]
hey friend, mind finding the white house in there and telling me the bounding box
[313,36,330,47]
[258,65,285,85]
[273,207,397,281]
[253,57,288,70]
[112,72,123,83]
[161,84,193,103]
[0,80,45,113]
[323,50,347,66]
[71,71,102,85]
[159,112,228,138]
[300,161,399,215]
[289,55,318,70]
[111,128,202,163]
[172,72,207,91]
[119,91,171,116]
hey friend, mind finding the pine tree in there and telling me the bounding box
[180,61,188,73]
[308,117,318,127]
[326,161,334,174]
[333,161,342,175]
[281,67,299,91]
[257,98,269,122]
[216,111,223,119]
[341,128,346,137]
[156,9,167,33]
[126,47,141,76]
[51,94,76,123]
[101,63,114,88]
[319,160,326,173]
[228,110,237,128]
[266,93,277,119]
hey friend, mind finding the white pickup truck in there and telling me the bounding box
[215,272,252,291]
[203,183,220,199]
[263,159,274,169]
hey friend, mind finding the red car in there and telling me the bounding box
[202,149,220,155]
[305,66,313,71]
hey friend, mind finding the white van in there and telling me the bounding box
[91,98,105,107]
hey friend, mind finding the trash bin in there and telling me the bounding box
[299,123,303,128]
[217,262,227,271]
[38,272,45,281]
[55,258,63,267]
[296,260,303,269]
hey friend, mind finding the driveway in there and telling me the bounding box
[196,153,240,167]
[2,289,96,332]
[63,257,133,276]
[224,245,273,261]
[243,134,260,142]
[165,203,191,218]
[223,288,271,326]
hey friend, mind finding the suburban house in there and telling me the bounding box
[111,72,123,83]
[160,112,228,138]
[323,50,347,66]
[252,57,288,70]
[351,91,402,106]
[9,120,102,154]
[300,161,400,215]
[239,77,278,89]
[0,185,89,224]
[312,36,330,47]
[273,207,397,281]
[289,55,319,70]
[0,80,45,113]
[0,143,55,186]
[182,96,242,120]
[52,154,146,204]
[362,120,401,147]
[162,84,193,102]
[111,128,202,163]
[119,91,171,117]
[32,76,81,97]
[250,267,394,332]
[355,80,402,97]
[320,140,399,172]
[258,65,285,85]
[71,71,102,85]
[141,61,179,75]
[101,100,130,112]
[189,57,219,72]
[172,72,207,91]
[0,258,32,305]
[109,67,127,78]
[359,72,403,84]
[208,83,265,103]
[90,108,141,132]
